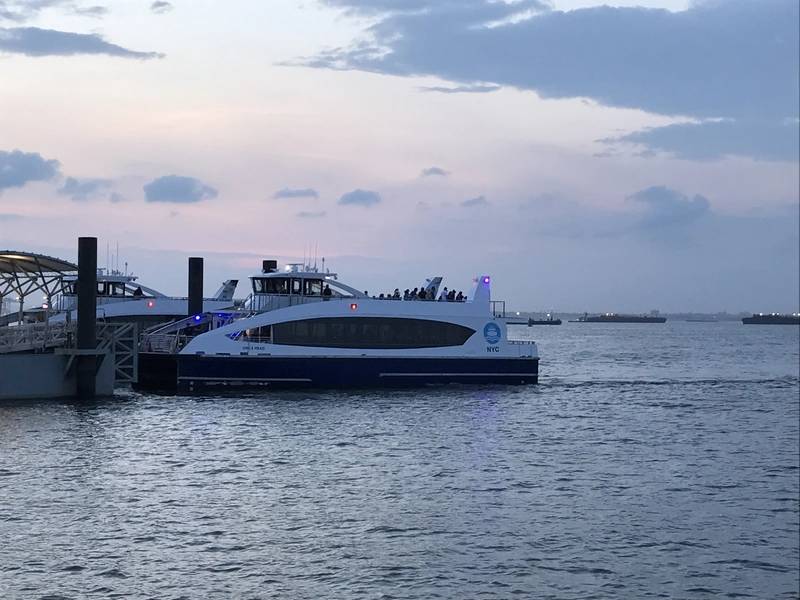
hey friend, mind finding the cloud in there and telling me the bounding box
[273,187,319,199]
[628,186,710,230]
[0,2,108,21]
[143,175,218,203]
[57,176,112,201]
[518,187,711,240]
[420,166,449,177]
[73,5,108,18]
[338,188,382,207]
[311,0,799,162]
[418,84,501,94]
[0,27,163,58]
[461,195,489,207]
[604,118,800,162]
[0,149,60,191]
[0,0,63,22]
[150,1,172,14]
[321,0,453,15]
[296,210,327,219]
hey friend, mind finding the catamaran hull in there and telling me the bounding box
[158,354,539,392]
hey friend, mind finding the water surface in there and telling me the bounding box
[1,322,798,598]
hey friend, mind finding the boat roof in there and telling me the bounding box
[62,270,138,283]
[251,263,338,280]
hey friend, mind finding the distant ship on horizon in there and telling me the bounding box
[742,313,800,325]
[528,314,562,325]
[570,311,667,324]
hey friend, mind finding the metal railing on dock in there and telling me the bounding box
[0,321,74,354]
[0,320,138,385]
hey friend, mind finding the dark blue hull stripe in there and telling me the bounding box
[176,355,538,390]
[377,372,536,377]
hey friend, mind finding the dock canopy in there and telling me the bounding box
[0,251,78,314]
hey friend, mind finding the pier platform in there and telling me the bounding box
[0,321,138,401]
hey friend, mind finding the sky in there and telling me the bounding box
[0,0,798,313]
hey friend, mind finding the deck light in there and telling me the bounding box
[350,303,358,311]
[483,276,490,284]
[194,315,202,322]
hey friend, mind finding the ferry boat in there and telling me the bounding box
[137,261,539,392]
[47,269,238,327]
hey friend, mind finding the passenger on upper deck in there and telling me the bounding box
[438,287,448,302]
[323,284,332,299]
[133,286,144,297]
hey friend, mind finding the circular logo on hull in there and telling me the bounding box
[484,322,501,344]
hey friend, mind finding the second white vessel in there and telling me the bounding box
[137,260,539,392]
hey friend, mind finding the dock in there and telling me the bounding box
[0,239,139,400]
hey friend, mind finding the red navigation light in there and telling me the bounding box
[350,303,358,311]
[147,300,155,308]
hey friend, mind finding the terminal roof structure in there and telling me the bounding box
[0,251,77,304]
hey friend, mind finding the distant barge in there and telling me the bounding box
[504,314,562,326]
[571,312,667,324]
[528,316,562,325]
[742,314,800,325]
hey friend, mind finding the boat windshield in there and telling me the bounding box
[252,277,323,296]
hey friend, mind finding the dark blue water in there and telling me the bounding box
[1,322,798,599]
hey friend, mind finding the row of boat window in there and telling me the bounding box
[229,317,476,349]
[63,282,136,297]
[252,278,324,296]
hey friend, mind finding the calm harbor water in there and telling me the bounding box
[1,322,798,599]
